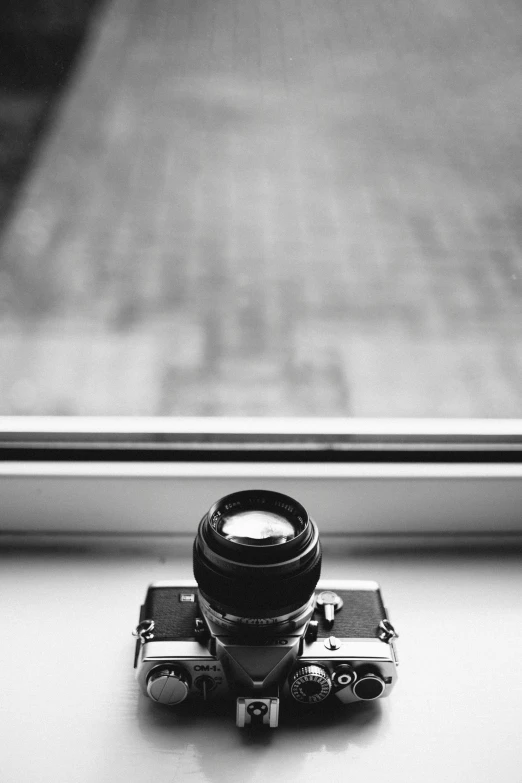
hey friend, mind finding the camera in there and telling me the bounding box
[133,489,398,728]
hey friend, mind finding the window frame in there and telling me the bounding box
[1,416,522,536]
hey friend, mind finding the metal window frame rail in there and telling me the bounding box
[1,416,522,536]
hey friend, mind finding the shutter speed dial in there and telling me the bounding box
[146,666,191,705]
[290,665,332,703]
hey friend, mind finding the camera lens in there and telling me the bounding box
[193,490,322,620]
[217,509,299,545]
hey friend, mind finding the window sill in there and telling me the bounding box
[2,536,520,782]
[1,459,522,535]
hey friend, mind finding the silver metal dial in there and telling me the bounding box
[290,665,332,704]
[146,666,190,705]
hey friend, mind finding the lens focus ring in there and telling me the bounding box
[193,539,322,616]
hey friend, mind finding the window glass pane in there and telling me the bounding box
[1,0,521,417]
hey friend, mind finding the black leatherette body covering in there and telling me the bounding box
[314,589,386,638]
[140,586,386,641]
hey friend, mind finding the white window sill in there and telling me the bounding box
[1,460,522,535]
[2,536,520,783]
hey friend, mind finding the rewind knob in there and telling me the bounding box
[290,665,332,704]
[146,666,190,705]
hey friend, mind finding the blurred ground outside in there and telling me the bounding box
[0,1,103,231]
[0,0,521,417]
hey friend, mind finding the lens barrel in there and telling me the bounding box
[193,490,322,618]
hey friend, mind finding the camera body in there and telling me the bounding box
[134,578,398,727]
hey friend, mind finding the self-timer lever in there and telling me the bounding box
[316,590,344,626]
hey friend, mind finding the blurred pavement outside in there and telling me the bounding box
[0,0,521,416]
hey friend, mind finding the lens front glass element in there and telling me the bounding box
[217,510,297,546]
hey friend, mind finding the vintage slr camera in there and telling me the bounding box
[133,490,398,728]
